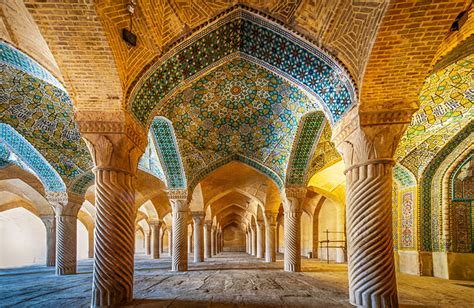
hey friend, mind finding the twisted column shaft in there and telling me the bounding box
[145,232,151,255]
[40,215,56,267]
[204,223,211,259]
[211,227,216,256]
[257,222,265,258]
[168,230,172,256]
[92,169,135,307]
[265,212,277,262]
[56,213,77,275]
[346,161,398,307]
[284,210,301,272]
[150,222,161,259]
[188,233,193,254]
[172,210,188,271]
[192,213,204,262]
[251,227,256,256]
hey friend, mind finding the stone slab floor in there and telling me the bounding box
[1,252,473,307]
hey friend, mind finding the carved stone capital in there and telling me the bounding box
[332,106,414,169]
[76,111,147,175]
[264,211,278,226]
[282,187,306,212]
[191,211,205,225]
[149,220,162,229]
[46,191,68,207]
[40,214,56,230]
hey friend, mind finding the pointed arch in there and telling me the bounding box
[129,8,356,127]
[150,117,187,189]
[0,124,65,192]
[286,111,326,186]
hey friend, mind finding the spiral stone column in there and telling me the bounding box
[145,231,151,255]
[150,220,162,259]
[256,220,265,258]
[167,229,172,256]
[211,226,216,256]
[40,215,56,267]
[77,110,147,307]
[283,187,306,272]
[204,222,212,259]
[169,191,189,272]
[332,108,412,307]
[250,226,257,256]
[264,211,277,262]
[192,212,204,262]
[55,199,81,275]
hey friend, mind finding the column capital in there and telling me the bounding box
[149,220,162,228]
[264,211,278,226]
[40,214,56,229]
[282,187,306,212]
[191,211,205,224]
[76,110,147,175]
[332,106,414,168]
[167,189,189,212]
[203,221,212,230]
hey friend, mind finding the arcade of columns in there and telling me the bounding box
[32,106,411,307]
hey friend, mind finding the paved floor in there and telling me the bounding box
[1,252,473,307]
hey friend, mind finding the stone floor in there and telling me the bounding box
[1,252,473,307]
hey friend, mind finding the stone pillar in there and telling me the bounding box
[248,230,252,254]
[40,215,56,267]
[169,191,189,272]
[88,225,94,258]
[167,229,172,256]
[55,198,81,275]
[250,226,256,256]
[216,230,221,253]
[188,231,193,255]
[192,212,204,262]
[256,220,265,258]
[145,231,151,255]
[331,108,412,307]
[211,226,216,256]
[283,187,306,272]
[77,111,146,307]
[264,211,277,262]
[204,222,212,259]
[150,221,162,259]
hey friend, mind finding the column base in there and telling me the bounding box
[92,289,132,307]
[172,264,188,272]
[284,263,300,272]
[56,266,76,275]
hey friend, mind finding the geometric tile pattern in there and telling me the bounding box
[397,55,474,177]
[150,117,186,189]
[131,11,355,126]
[0,123,65,192]
[393,164,416,189]
[0,43,93,186]
[69,171,95,196]
[306,122,340,180]
[419,123,473,251]
[0,41,65,91]
[286,112,325,186]
[400,191,415,249]
[159,59,319,186]
[138,133,167,185]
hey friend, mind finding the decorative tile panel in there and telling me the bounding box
[131,11,355,126]
[0,41,65,91]
[0,124,65,192]
[150,117,187,189]
[286,112,325,186]
[397,55,473,177]
[419,123,473,251]
[393,164,416,188]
